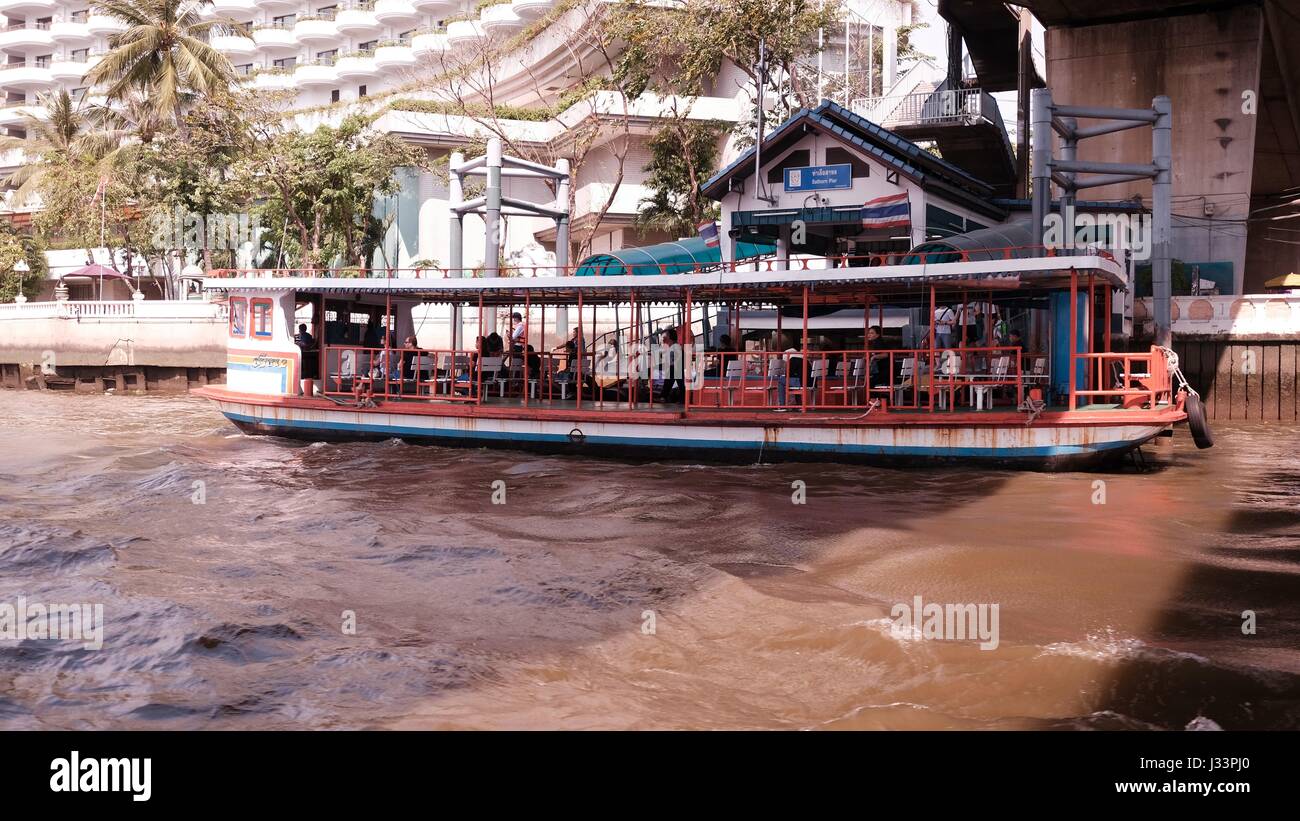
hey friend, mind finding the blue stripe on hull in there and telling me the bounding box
[221,410,1146,459]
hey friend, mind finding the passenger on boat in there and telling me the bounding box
[362,313,383,349]
[373,334,402,381]
[775,336,807,408]
[402,335,425,381]
[525,345,541,375]
[509,312,526,356]
[866,325,887,386]
[660,328,684,404]
[295,324,320,380]
[294,323,316,350]
[933,305,957,348]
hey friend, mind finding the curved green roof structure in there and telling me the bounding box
[575,237,776,277]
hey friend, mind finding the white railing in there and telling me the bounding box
[1138,294,1300,337]
[0,299,227,321]
[851,87,990,129]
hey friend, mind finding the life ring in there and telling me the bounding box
[567,427,586,444]
[1184,391,1214,449]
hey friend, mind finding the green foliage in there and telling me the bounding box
[637,119,727,236]
[85,0,236,129]
[239,114,424,269]
[0,222,48,302]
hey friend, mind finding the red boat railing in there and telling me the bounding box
[1071,346,1172,410]
[318,342,1037,414]
[208,245,1117,280]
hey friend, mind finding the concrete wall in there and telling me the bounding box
[0,300,228,368]
[1045,6,1265,294]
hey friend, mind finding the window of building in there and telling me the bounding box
[70,87,87,102]
[273,57,296,69]
[70,10,88,23]
[235,63,253,76]
[317,49,337,61]
[358,39,376,52]
[70,48,89,61]
[330,89,340,103]
[398,29,414,41]
[34,54,51,68]
[273,14,295,25]
[357,85,367,98]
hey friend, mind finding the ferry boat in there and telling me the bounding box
[195,247,1210,470]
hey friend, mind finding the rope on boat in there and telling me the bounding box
[1158,346,1198,399]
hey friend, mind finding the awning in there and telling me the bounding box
[1264,272,1300,289]
[575,236,776,277]
[59,263,134,283]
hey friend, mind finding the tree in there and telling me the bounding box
[236,111,424,270]
[84,0,234,133]
[637,117,728,236]
[0,90,118,207]
[0,221,48,302]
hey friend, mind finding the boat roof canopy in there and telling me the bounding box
[206,254,1125,306]
[575,236,776,276]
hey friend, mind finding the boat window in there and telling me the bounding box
[229,297,247,338]
[251,298,274,340]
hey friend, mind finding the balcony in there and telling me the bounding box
[0,101,47,127]
[411,30,448,58]
[0,23,55,50]
[254,0,300,9]
[211,31,257,57]
[335,52,378,79]
[373,42,415,70]
[0,0,57,15]
[0,62,56,90]
[252,69,296,90]
[209,0,257,14]
[294,16,341,45]
[49,52,102,81]
[413,0,459,13]
[294,59,339,86]
[336,3,382,35]
[252,23,298,52]
[446,19,483,47]
[50,19,94,43]
[374,0,419,25]
[480,3,524,35]
[86,12,128,36]
[511,0,554,19]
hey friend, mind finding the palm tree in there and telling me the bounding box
[84,0,234,133]
[0,90,118,206]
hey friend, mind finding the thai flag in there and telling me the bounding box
[861,192,911,229]
[698,221,721,248]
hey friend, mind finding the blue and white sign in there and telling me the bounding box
[784,164,852,192]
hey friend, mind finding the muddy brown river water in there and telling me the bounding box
[0,391,1297,729]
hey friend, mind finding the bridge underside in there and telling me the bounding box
[941,0,1299,293]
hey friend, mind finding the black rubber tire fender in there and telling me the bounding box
[1185,392,1214,449]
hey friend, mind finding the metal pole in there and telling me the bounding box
[1030,88,1052,253]
[448,151,464,350]
[1151,95,1173,346]
[483,138,502,278]
[1060,116,1078,241]
[554,157,570,274]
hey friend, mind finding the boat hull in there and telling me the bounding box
[205,392,1174,470]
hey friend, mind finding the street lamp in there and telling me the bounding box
[12,258,29,304]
